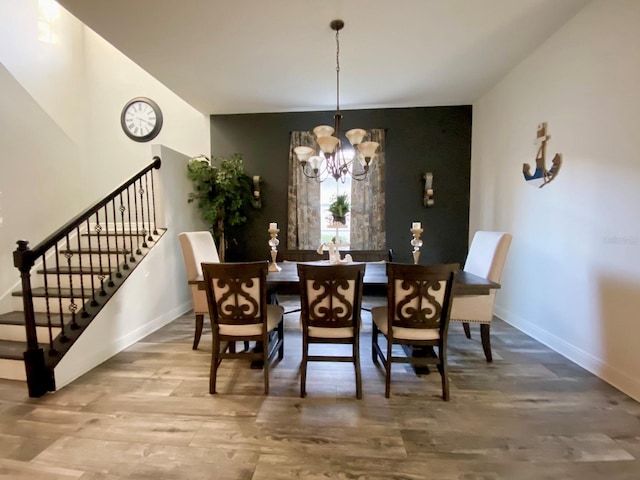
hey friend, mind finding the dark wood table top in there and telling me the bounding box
[190,261,500,296]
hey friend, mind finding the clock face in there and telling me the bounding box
[121,97,163,142]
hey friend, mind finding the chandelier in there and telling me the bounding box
[294,19,379,182]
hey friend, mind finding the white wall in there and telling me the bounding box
[0,0,210,312]
[472,0,640,400]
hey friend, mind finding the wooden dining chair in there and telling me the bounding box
[201,261,284,394]
[297,263,366,399]
[371,262,459,400]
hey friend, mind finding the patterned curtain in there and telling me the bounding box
[287,131,321,249]
[350,128,386,249]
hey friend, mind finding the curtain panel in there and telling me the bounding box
[287,131,321,249]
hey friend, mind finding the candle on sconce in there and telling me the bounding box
[412,222,421,230]
[269,222,278,230]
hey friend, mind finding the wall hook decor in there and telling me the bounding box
[523,122,561,188]
[423,172,434,207]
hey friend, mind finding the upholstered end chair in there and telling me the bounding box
[450,231,512,362]
[178,231,220,350]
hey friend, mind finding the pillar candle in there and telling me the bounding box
[269,222,278,230]
[412,222,421,230]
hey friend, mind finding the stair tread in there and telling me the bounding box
[0,339,26,360]
[37,266,118,274]
[82,232,152,237]
[0,311,69,327]
[12,286,96,298]
[59,247,131,254]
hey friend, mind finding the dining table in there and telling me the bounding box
[190,260,500,295]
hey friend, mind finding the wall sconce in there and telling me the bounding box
[423,173,434,207]
[252,175,262,208]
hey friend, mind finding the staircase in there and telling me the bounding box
[0,158,163,396]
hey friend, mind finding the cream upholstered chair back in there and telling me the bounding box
[450,231,512,362]
[463,231,512,284]
[179,231,220,282]
[178,231,220,349]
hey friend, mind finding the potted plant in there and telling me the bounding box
[186,153,254,262]
[328,193,350,225]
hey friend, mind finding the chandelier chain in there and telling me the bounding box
[335,28,340,112]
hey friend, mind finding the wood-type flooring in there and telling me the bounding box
[1,295,639,479]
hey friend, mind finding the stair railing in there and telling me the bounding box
[13,157,162,397]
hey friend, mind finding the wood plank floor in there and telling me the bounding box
[1,295,639,479]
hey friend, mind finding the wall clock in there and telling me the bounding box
[120,97,163,142]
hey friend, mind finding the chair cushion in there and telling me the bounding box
[218,304,284,336]
[371,306,440,341]
[308,326,354,339]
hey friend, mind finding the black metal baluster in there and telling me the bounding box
[112,198,123,277]
[118,192,130,271]
[94,212,107,297]
[143,174,151,244]
[125,187,136,263]
[85,219,99,307]
[150,166,159,235]
[132,179,143,254]
[64,235,79,330]
[103,205,115,287]
[75,226,89,319]
[138,174,153,248]
[40,253,57,355]
[54,244,68,344]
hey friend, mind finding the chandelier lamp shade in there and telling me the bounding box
[294,19,379,182]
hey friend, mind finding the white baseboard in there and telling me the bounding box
[494,305,640,402]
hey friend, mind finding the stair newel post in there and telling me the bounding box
[13,240,55,397]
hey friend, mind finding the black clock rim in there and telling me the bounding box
[121,97,163,142]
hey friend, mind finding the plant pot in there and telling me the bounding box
[332,216,347,225]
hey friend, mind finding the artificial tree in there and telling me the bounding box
[186,153,254,261]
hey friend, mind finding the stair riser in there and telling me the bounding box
[0,358,26,381]
[0,324,62,343]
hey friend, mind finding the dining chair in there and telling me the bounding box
[371,262,459,400]
[450,231,512,362]
[178,231,220,349]
[297,263,366,399]
[201,261,284,394]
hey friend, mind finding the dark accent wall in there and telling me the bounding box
[209,106,471,265]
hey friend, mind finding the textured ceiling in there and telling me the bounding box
[57,0,590,115]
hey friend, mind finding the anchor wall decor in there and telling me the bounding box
[523,122,561,188]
